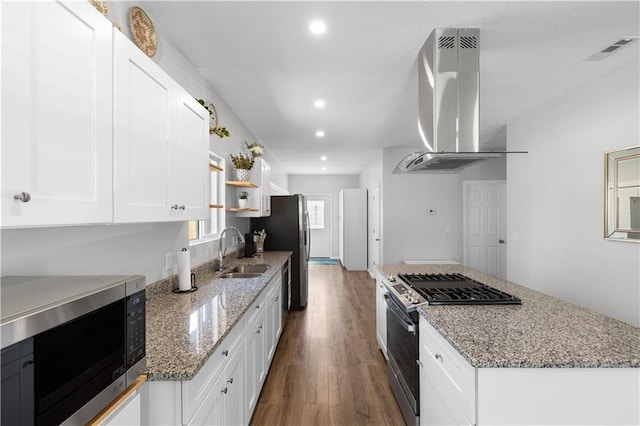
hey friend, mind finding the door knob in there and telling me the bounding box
[14,192,31,202]
[498,239,505,244]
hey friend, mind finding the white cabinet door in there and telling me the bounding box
[236,158,271,217]
[223,344,244,426]
[422,378,471,426]
[1,0,113,227]
[375,279,388,359]
[168,94,209,220]
[244,309,266,419]
[188,372,224,426]
[113,31,208,223]
[265,279,282,365]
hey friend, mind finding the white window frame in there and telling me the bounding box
[189,152,226,246]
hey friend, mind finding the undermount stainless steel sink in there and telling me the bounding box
[231,264,269,274]
[219,272,263,279]
[219,264,269,279]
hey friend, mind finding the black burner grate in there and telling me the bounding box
[397,273,521,305]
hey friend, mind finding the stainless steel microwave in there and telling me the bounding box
[1,275,146,425]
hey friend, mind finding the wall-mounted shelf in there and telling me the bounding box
[209,164,223,172]
[209,203,224,209]
[227,207,259,212]
[225,181,258,188]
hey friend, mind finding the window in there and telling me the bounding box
[308,199,325,229]
[189,152,226,243]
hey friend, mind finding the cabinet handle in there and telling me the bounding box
[227,377,233,384]
[222,350,229,357]
[22,360,34,368]
[255,305,260,309]
[14,192,31,202]
[274,296,279,302]
[179,205,186,210]
[171,204,179,210]
[435,354,443,362]
[221,387,228,394]
[416,359,423,367]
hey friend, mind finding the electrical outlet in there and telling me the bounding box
[164,252,173,271]
[232,236,239,245]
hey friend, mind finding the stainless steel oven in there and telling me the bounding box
[385,293,420,426]
[1,275,146,426]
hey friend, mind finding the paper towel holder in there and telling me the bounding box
[173,272,198,294]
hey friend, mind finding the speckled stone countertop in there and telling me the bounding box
[375,264,640,369]
[145,251,291,381]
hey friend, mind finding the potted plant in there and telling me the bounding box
[245,141,264,158]
[230,153,254,181]
[238,191,249,208]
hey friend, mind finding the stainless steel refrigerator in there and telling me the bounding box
[250,194,310,310]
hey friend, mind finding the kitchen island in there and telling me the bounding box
[374,264,640,425]
[144,251,291,425]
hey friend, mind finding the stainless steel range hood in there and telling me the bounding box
[394,28,523,174]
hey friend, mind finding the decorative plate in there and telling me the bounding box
[129,6,157,57]
[206,102,219,130]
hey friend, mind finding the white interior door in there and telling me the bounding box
[368,184,381,274]
[306,194,331,258]
[464,181,506,279]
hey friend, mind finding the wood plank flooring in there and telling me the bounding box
[250,264,404,426]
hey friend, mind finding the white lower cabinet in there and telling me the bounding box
[418,315,640,426]
[103,392,142,426]
[145,271,285,425]
[374,273,388,359]
[244,301,266,419]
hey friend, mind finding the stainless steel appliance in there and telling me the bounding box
[382,272,521,426]
[0,275,146,426]
[394,28,526,174]
[251,195,310,310]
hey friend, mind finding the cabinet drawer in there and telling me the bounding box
[181,317,244,424]
[244,292,266,330]
[420,316,476,424]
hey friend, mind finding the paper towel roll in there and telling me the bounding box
[177,248,191,291]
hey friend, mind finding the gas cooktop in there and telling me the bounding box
[387,272,521,309]
[399,272,521,305]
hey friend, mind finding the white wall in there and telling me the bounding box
[380,149,506,264]
[1,2,287,283]
[507,59,640,326]
[288,175,360,258]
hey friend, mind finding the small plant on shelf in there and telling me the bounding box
[238,191,249,208]
[239,191,249,200]
[230,153,254,170]
[245,140,264,158]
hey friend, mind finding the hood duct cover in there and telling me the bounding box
[394,28,524,174]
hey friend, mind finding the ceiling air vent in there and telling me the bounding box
[585,37,638,61]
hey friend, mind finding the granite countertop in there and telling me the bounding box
[145,251,291,381]
[375,264,640,369]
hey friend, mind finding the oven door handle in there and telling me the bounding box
[385,294,416,334]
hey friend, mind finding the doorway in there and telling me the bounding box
[367,183,381,275]
[306,194,332,258]
[463,181,506,279]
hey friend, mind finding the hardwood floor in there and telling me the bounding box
[250,264,404,426]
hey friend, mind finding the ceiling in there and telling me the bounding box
[137,1,639,175]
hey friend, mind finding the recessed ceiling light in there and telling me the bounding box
[320,156,327,161]
[321,167,327,171]
[316,130,325,138]
[314,99,325,109]
[309,20,326,35]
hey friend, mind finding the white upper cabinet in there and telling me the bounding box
[1,1,113,227]
[113,31,209,223]
[236,158,271,218]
